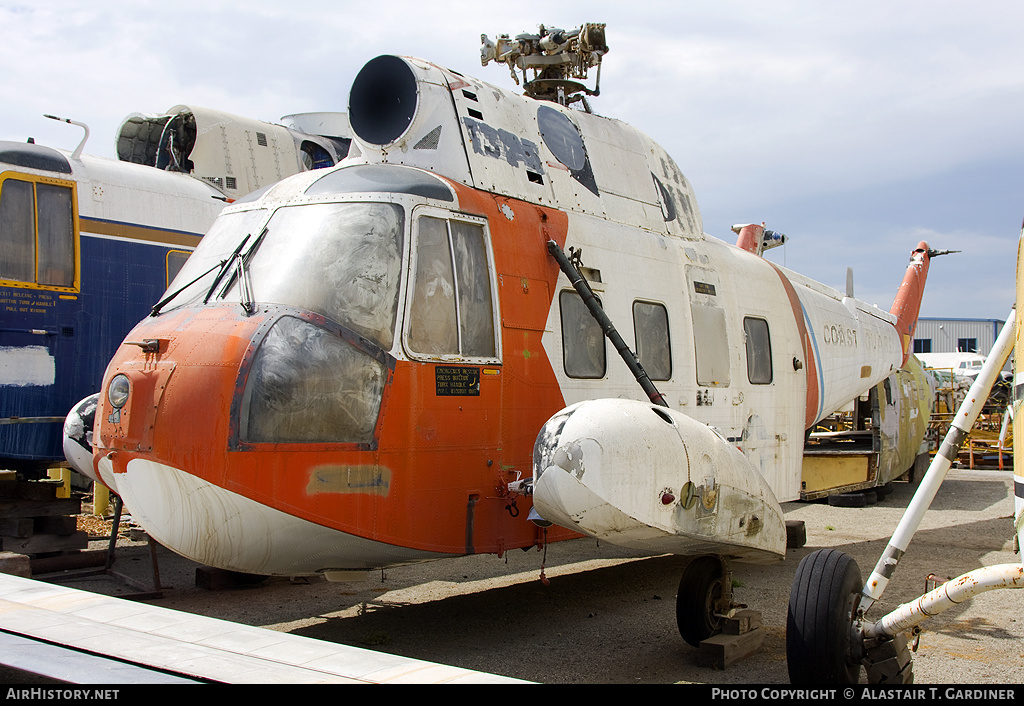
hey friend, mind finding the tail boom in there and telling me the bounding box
[890,241,931,366]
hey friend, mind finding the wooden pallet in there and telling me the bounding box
[0,478,87,555]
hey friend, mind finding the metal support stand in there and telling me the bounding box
[40,493,165,600]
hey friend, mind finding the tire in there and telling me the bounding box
[676,555,724,647]
[828,492,866,508]
[787,549,863,684]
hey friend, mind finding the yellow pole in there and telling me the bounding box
[93,482,110,516]
[46,466,70,499]
[1015,220,1023,561]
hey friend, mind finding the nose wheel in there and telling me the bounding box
[786,548,864,684]
[676,555,731,647]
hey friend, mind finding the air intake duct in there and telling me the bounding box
[349,55,419,146]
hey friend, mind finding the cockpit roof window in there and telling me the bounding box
[0,142,72,174]
[306,164,454,202]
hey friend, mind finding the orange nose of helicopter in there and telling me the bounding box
[89,304,444,576]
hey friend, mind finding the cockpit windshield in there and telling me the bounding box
[162,201,405,351]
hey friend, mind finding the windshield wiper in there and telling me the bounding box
[214,227,268,315]
[150,259,228,316]
[151,227,268,317]
[229,251,255,315]
[203,232,253,305]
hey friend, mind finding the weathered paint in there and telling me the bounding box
[876,354,931,484]
[307,465,392,496]
[862,313,1015,608]
[890,242,931,366]
[867,564,1024,639]
[532,399,786,563]
[3,103,348,467]
[82,53,934,576]
[0,346,55,386]
[801,455,873,494]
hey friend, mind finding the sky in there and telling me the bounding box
[2,1,1022,322]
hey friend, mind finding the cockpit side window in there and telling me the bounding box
[560,290,606,379]
[451,220,496,358]
[408,216,458,354]
[165,250,191,287]
[406,213,498,361]
[36,183,75,287]
[0,173,77,290]
[633,300,671,381]
[0,178,34,282]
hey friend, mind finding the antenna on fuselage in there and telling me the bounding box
[480,23,608,109]
[44,114,90,160]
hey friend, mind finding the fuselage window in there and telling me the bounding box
[407,214,497,360]
[560,290,605,379]
[743,316,773,385]
[633,300,671,381]
[692,303,730,387]
[165,250,191,287]
[0,174,76,289]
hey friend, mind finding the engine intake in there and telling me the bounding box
[349,55,419,146]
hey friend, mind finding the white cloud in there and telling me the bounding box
[2,0,1021,320]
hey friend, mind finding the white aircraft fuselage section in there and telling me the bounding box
[80,51,923,576]
[1,146,225,244]
[348,55,903,504]
[348,57,702,238]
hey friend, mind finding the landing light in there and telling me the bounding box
[108,374,130,409]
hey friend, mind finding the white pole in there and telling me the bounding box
[861,309,1016,611]
[865,564,1024,638]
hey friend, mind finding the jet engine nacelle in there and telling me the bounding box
[532,399,787,564]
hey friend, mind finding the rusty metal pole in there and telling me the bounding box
[864,565,1023,639]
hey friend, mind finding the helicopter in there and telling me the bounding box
[66,24,940,648]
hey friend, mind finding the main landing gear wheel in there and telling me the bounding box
[786,548,864,684]
[676,555,725,647]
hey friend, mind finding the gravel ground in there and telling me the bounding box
[46,468,1024,684]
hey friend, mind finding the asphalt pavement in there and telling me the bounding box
[25,467,1024,684]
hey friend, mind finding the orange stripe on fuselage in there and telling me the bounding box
[95,186,578,556]
[767,262,819,429]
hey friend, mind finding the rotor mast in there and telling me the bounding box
[480,23,608,110]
